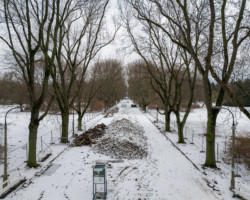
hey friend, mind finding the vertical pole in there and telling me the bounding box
[200,135,205,153]
[1,109,22,185]
[3,117,8,187]
[184,127,187,139]
[202,136,203,151]
[93,167,95,200]
[190,130,194,144]
[26,143,28,161]
[73,108,75,136]
[41,137,43,151]
[235,154,239,177]
[231,126,235,189]
[51,131,53,144]
[216,143,220,163]
[217,143,219,161]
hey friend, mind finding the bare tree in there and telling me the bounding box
[0,0,56,167]
[95,59,126,112]
[74,67,105,131]
[172,50,197,144]
[125,0,249,168]
[119,4,181,132]
[42,0,117,143]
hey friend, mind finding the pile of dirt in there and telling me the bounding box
[71,123,107,146]
[104,107,119,118]
[93,118,148,159]
[95,138,147,159]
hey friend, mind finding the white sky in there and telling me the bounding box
[98,0,140,65]
[0,0,140,73]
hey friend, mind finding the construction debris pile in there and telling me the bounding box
[71,118,148,159]
[71,123,107,146]
[93,118,148,159]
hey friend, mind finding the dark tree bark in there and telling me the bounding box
[125,0,248,168]
[1,0,56,168]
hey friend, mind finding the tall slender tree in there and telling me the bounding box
[0,0,56,167]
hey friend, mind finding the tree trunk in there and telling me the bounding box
[61,108,69,143]
[77,114,83,131]
[204,108,218,168]
[142,104,147,112]
[19,104,24,112]
[175,112,185,144]
[27,109,40,168]
[165,110,171,132]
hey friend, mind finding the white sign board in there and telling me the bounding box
[94,177,104,184]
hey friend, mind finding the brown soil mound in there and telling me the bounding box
[71,123,107,146]
[93,118,148,159]
[95,138,147,159]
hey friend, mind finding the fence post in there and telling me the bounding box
[26,143,28,161]
[41,137,43,151]
[184,127,187,139]
[216,143,220,163]
[50,131,54,144]
[190,130,194,144]
[200,135,205,153]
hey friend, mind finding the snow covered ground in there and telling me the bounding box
[0,100,250,199]
[147,106,250,199]
[0,107,102,189]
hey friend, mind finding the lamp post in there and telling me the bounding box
[3,106,20,187]
[213,106,236,190]
[72,107,75,136]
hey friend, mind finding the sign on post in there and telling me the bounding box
[93,164,107,200]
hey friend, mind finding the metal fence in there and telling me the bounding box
[146,108,245,177]
[0,111,102,175]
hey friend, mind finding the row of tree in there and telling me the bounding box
[0,60,126,115]
[0,0,249,171]
[0,0,126,168]
[122,0,249,168]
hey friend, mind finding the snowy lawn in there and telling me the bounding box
[0,106,103,193]
[1,100,246,199]
[147,106,250,199]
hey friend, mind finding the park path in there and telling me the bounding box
[6,100,224,200]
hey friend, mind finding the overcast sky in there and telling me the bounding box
[0,0,140,73]
[99,0,140,64]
